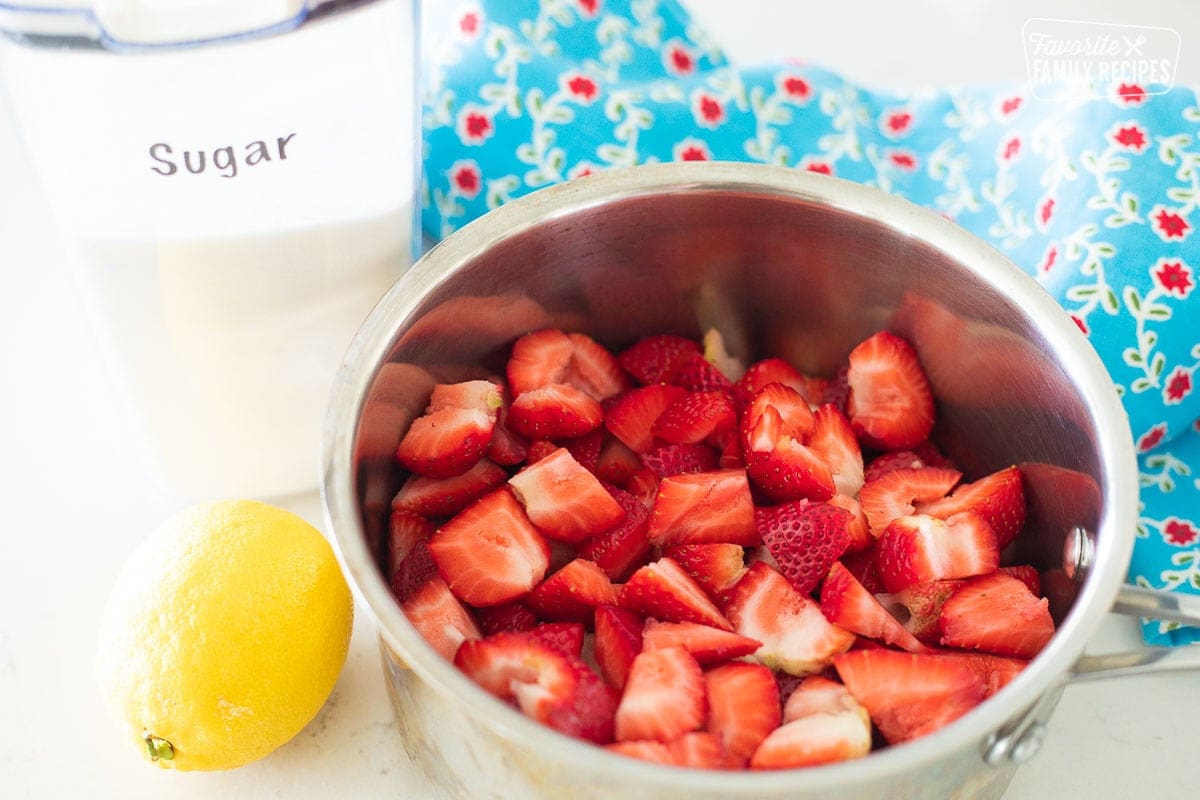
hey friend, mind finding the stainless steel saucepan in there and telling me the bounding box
[322,162,1200,800]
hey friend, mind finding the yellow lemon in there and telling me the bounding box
[96,500,353,771]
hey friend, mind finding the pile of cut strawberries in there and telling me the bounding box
[386,327,1054,770]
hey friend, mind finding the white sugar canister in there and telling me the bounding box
[1,0,419,497]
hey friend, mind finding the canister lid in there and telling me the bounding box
[0,0,345,48]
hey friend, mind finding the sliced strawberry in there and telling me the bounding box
[508,448,626,543]
[742,385,832,502]
[755,500,852,595]
[735,358,812,407]
[524,440,559,464]
[486,388,529,466]
[604,384,687,453]
[834,649,987,744]
[508,383,603,441]
[521,621,586,658]
[642,620,761,664]
[615,646,706,742]
[605,739,676,765]
[577,485,652,581]
[705,662,781,764]
[820,562,929,653]
[594,605,644,690]
[400,577,482,660]
[595,436,642,486]
[752,677,871,769]
[934,651,1029,697]
[875,578,966,646]
[387,509,434,576]
[566,332,629,401]
[840,544,886,594]
[476,602,538,636]
[507,328,574,396]
[807,404,864,498]
[455,634,617,743]
[938,572,1055,658]
[917,465,1027,549]
[667,731,736,769]
[653,390,736,446]
[724,562,855,676]
[1000,565,1042,596]
[742,383,815,445]
[625,466,660,508]
[877,512,1000,593]
[391,458,507,518]
[641,443,720,478]
[564,429,604,473]
[864,450,927,483]
[620,557,733,631]
[527,558,619,623]
[673,352,735,394]
[618,334,701,386]
[647,470,758,547]
[389,539,440,604]
[858,467,962,538]
[827,493,872,553]
[396,380,502,478]
[846,331,935,450]
[821,364,850,412]
[427,488,551,606]
[716,427,744,469]
[663,543,747,603]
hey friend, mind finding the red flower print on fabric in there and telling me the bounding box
[1150,206,1193,241]
[664,41,696,76]
[691,90,725,129]
[456,105,495,145]
[673,138,711,162]
[999,95,1023,116]
[1138,422,1168,452]
[778,74,812,101]
[1039,197,1055,229]
[802,158,833,176]
[562,73,600,104]
[575,0,601,18]
[568,161,599,180]
[1164,367,1193,405]
[1163,518,1199,547]
[449,160,482,199]
[1116,83,1146,105]
[1038,243,1058,273]
[999,136,1021,163]
[458,9,481,37]
[1151,259,1194,298]
[883,109,912,137]
[1070,314,1089,335]
[1109,122,1149,153]
[889,151,918,171]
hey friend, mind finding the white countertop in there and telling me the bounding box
[2,1,1197,797]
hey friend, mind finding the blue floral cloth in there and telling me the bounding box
[421,0,1200,645]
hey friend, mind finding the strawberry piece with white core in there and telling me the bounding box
[846,331,936,450]
[527,558,619,623]
[641,620,761,664]
[395,380,502,478]
[427,488,551,607]
[400,577,481,661]
[604,384,687,453]
[877,512,1000,593]
[820,561,929,653]
[938,572,1055,658]
[750,677,871,769]
[615,646,707,742]
[508,383,604,440]
[705,661,781,764]
[917,465,1027,549]
[593,605,644,690]
[647,469,758,547]
[663,542,748,603]
[619,557,734,631]
[508,448,627,544]
[391,458,507,518]
[858,466,962,538]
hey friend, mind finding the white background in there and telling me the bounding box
[2,1,1198,798]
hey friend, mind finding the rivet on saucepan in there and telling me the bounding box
[1062,526,1095,582]
[1008,723,1047,764]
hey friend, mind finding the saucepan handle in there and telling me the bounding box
[1070,585,1200,682]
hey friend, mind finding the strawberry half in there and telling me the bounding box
[527,558,619,623]
[666,731,737,769]
[641,620,761,665]
[751,677,871,769]
[820,561,929,653]
[735,358,813,407]
[807,404,864,498]
[1000,565,1042,596]
[564,429,604,473]
[387,509,434,577]
[427,488,551,606]
[755,500,853,595]
[594,605,644,690]
[595,436,643,486]
[828,493,872,553]
[875,578,966,646]
[389,539,440,604]
[640,443,720,479]
[618,334,700,386]
[863,450,927,483]
[672,352,736,394]
[577,485,652,581]
[834,649,987,744]
[742,384,834,503]
[486,390,529,466]
[391,458,507,518]
[705,662,781,764]
[938,572,1055,658]
[604,384,687,453]
[455,633,618,743]
[724,562,855,676]
[917,465,1027,549]
[647,470,758,547]
[508,383,603,441]
[653,390,736,446]
[858,466,962,538]
[877,512,1000,593]
[619,557,733,631]
[566,332,629,401]
[935,651,1029,697]
[396,380,502,478]
[475,602,538,636]
[615,646,706,742]
[663,542,748,603]
[508,448,627,543]
[845,331,935,450]
[507,329,574,396]
[400,577,482,661]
